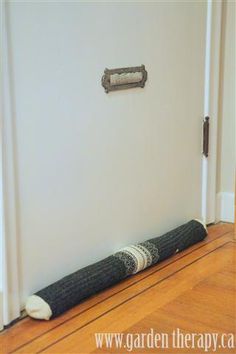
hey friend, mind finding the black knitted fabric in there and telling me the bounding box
[36,256,126,318]
[148,220,206,263]
[35,220,207,318]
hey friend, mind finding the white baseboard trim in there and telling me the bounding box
[216,192,235,223]
[0,291,3,331]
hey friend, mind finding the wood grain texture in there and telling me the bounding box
[0,223,235,354]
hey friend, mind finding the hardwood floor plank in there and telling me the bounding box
[120,264,236,353]
[0,224,234,354]
[32,243,235,353]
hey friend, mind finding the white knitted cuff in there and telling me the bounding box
[25,295,52,320]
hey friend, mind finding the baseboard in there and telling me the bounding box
[216,192,235,223]
[0,291,3,331]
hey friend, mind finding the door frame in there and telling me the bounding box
[1,0,222,325]
[0,0,4,330]
[202,0,222,224]
[1,0,21,326]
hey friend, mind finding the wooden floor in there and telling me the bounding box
[1,223,235,354]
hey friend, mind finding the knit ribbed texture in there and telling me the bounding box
[36,256,126,318]
[148,220,206,262]
[34,220,207,318]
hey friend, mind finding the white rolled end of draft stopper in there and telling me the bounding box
[25,295,52,320]
[194,219,208,234]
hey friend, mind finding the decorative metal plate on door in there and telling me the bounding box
[101,65,148,93]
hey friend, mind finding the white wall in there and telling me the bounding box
[0,106,3,326]
[0,0,4,329]
[216,0,235,222]
[0,156,3,329]
[5,1,206,309]
[0,171,2,328]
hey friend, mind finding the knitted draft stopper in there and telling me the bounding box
[25,219,207,320]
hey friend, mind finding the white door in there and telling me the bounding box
[2,1,220,323]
